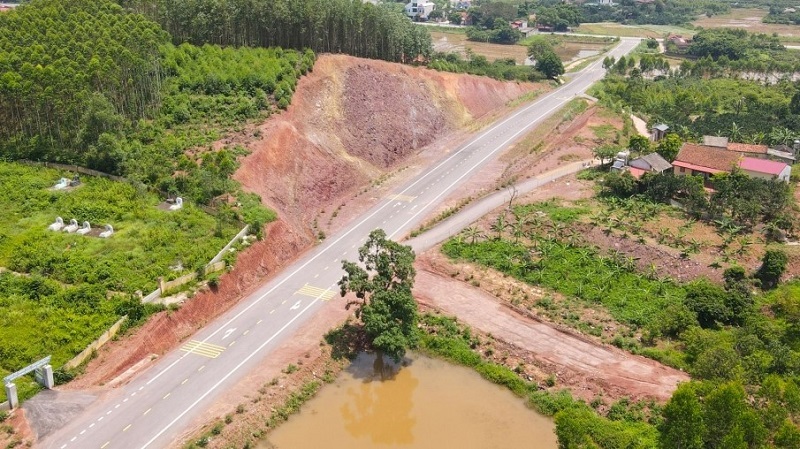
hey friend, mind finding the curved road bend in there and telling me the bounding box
[42,37,641,449]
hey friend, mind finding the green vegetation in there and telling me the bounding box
[442,196,800,446]
[429,52,544,82]
[0,272,160,402]
[123,0,432,63]
[443,235,683,328]
[338,229,419,362]
[579,0,728,26]
[527,36,564,80]
[0,163,242,293]
[0,0,312,212]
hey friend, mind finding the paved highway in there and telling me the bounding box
[42,37,640,449]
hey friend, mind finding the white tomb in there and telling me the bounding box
[48,217,64,231]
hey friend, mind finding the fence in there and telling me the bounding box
[19,160,130,184]
[141,226,249,304]
[63,316,128,370]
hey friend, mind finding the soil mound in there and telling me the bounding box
[234,54,540,239]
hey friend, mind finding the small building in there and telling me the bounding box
[405,1,436,21]
[666,34,691,50]
[739,158,792,183]
[672,144,741,181]
[727,142,769,159]
[702,135,728,148]
[651,124,669,141]
[629,152,672,175]
[767,145,797,164]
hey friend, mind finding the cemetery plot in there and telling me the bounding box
[0,162,243,401]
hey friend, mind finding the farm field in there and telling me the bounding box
[430,31,612,64]
[574,23,696,39]
[692,8,800,42]
[0,162,248,401]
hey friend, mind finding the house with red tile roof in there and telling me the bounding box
[674,143,791,183]
[673,144,741,180]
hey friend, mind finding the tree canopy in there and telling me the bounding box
[121,0,432,63]
[338,229,419,362]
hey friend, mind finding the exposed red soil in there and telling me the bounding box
[414,252,689,402]
[233,55,543,241]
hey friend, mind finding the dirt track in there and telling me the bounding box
[413,264,689,401]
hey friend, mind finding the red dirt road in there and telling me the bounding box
[413,267,689,401]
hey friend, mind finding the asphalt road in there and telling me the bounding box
[41,37,640,449]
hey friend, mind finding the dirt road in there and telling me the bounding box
[413,267,688,401]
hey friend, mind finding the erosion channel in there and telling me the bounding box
[261,353,557,449]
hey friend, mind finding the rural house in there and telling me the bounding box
[673,144,741,180]
[673,143,792,183]
[628,152,672,179]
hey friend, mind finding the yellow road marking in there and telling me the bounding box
[387,193,416,202]
[123,424,131,432]
[143,408,151,416]
[270,309,275,314]
[101,442,110,449]
[181,378,188,385]
[295,284,335,301]
[257,319,262,324]
[243,330,249,335]
[229,341,236,347]
[180,340,226,359]
[198,365,205,372]
[163,393,171,399]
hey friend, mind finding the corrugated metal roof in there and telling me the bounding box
[739,157,788,175]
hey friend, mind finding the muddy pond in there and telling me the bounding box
[261,353,557,449]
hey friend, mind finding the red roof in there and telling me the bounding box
[628,167,647,180]
[674,144,741,173]
[728,142,768,154]
[673,160,726,175]
[739,157,788,176]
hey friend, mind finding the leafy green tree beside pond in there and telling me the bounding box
[339,229,419,363]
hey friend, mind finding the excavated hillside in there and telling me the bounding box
[234,54,543,241]
[58,55,545,393]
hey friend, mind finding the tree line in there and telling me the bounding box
[0,0,168,164]
[120,0,432,63]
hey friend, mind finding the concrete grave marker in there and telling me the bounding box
[48,217,64,231]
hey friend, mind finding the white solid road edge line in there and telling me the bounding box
[140,286,332,449]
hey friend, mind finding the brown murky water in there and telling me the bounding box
[261,353,557,449]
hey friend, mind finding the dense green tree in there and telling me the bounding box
[684,279,730,328]
[593,144,620,167]
[338,229,419,362]
[122,0,432,63]
[535,51,565,80]
[659,383,705,449]
[602,171,637,198]
[628,135,651,154]
[655,134,682,162]
[757,250,788,290]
